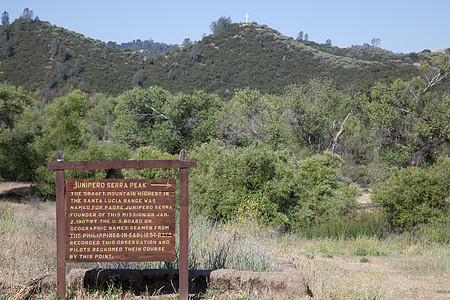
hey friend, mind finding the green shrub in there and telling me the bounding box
[290,151,360,231]
[32,141,131,200]
[190,141,288,226]
[122,146,178,179]
[373,156,449,229]
[403,214,450,244]
[191,142,360,230]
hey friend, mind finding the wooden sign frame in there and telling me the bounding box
[48,150,196,300]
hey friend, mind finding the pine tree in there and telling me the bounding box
[1,11,9,27]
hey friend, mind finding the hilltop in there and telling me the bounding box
[0,17,439,99]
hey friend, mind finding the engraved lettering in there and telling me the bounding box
[66,179,176,262]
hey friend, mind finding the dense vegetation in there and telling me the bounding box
[107,39,173,56]
[0,12,449,240]
[0,15,142,99]
[2,12,446,101]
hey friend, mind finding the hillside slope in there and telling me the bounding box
[0,19,427,98]
[142,23,421,96]
[0,18,141,98]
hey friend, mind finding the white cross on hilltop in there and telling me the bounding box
[245,13,249,23]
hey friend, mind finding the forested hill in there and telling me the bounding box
[0,18,142,98]
[0,17,435,99]
[143,23,422,96]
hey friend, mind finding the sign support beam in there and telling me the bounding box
[179,149,190,298]
[55,151,66,299]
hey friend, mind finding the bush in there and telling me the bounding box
[122,146,178,179]
[290,151,360,231]
[32,141,131,200]
[190,142,360,230]
[190,141,288,226]
[373,156,450,229]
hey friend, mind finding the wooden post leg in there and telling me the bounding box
[179,149,189,300]
[179,167,189,300]
[55,152,66,299]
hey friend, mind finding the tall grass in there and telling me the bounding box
[72,215,278,273]
[294,212,390,240]
[0,202,56,280]
[187,216,278,272]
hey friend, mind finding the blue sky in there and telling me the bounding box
[2,0,449,54]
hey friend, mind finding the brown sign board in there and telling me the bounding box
[49,154,196,300]
[65,179,176,263]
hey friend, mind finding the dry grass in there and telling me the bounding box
[269,235,450,299]
[0,182,58,298]
[0,202,56,280]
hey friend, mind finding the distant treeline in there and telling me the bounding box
[107,39,173,55]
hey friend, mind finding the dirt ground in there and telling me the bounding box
[292,254,449,299]
[0,182,31,194]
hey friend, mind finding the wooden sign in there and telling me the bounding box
[48,152,196,300]
[65,179,176,262]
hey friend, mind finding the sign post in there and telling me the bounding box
[48,150,196,300]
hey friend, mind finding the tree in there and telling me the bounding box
[371,37,381,47]
[220,88,270,146]
[164,90,223,150]
[190,43,201,61]
[1,11,9,27]
[114,86,172,148]
[167,70,175,80]
[304,33,309,42]
[58,45,70,61]
[114,86,222,153]
[282,80,354,153]
[45,71,55,89]
[55,62,66,80]
[132,69,145,86]
[365,59,450,167]
[419,53,450,93]
[0,83,40,181]
[325,39,332,46]
[73,58,82,75]
[296,31,304,41]
[0,83,33,128]
[86,94,118,141]
[41,90,90,151]
[20,8,34,20]
[182,38,191,46]
[51,38,59,56]
[210,17,232,36]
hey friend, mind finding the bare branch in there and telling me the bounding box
[423,69,450,93]
[331,113,351,153]
[408,87,419,102]
[144,103,168,120]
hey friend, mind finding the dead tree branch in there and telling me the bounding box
[331,113,351,153]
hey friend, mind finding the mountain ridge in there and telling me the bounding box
[0,17,439,99]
